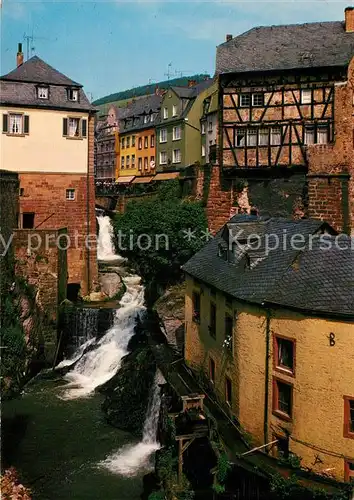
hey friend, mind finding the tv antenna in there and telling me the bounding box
[23,31,56,60]
[164,62,173,80]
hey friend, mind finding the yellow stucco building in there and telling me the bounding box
[182,216,354,484]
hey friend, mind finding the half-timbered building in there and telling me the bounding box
[208,8,354,234]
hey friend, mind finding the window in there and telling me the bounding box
[225,377,232,406]
[159,151,167,165]
[144,157,148,170]
[208,121,213,133]
[126,136,130,148]
[121,138,125,149]
[68,117,80,137]
[247,129,257,147]
[172,104,178,117]
[3,114,29,135]
[131,154,135,167]
[37,86,48,99]
[173,126,181,141]
[10,114,23,135]
[172,149,181,163]
[19,188,24,197]
[209,302,216,338]
[201,144,206,157]
[259,128,269,146]
[132,135,136,147]
[150,156,155,169]
[344,460,354,482]
[126,155,130,167]
[138,137,143,150]
[192,291,201,323]
[201,122,206,134]
[209,357,215,384]
[138,157,142,171]
[304,125,315,145]
[317,125,329,144]
[144,136,148,148]
[66,189,75,200]
[252,93,264,106]
[273,379,293,420]
[344,396,354,439]
[160,128,167,143]
[68,88,79,102]
[163,107,168,119]
[274,336,295,375]
[301,89,312,104]
[22,212,35,229]
[151,135,155,148]
[271,127,282,146]
[121,156,125,168]
[235,128,246,147]
[144,114,149,124]
[240,94,251,107]
[225,314,233,353]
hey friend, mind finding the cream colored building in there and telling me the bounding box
[183,215,354,484]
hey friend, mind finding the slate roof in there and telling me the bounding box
[182,215,354,318]
[216,21,354,74]
[119,94,163,133]
[0,56,94,112]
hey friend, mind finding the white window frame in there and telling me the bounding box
[159,151,167,165]
[208,121,213,133]
[172,104,178,117]
[9,113,23,135]
[131,154,135,166]
[68,88,79,102]
[270,127,282,146]
[240,94,251,107]
[126,155,130,167]
[159,128,167,143]
[317,125,329,145]
[201,144,206,157]
[201,122,206,134]
[235,128,246,147]
[66,189,75,200]
[252,93,264,107]
[259,128,269,146]
[247,129,257,147]
[138,157,142,170]
[121,156,125,168]
[68,117,80,137]
[144,114,150,124]
[37,86,48,99]
[172,125,181,141]
[304,125,315,145]
[301,89,312,104]
[163,107,168,119]
[172,148,181,164]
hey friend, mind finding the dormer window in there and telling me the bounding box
[37,86,48,99]
[68,88,79,102]
[144,114,150,124]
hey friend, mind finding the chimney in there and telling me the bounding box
[345,6,354,32]
[188,80,197,88]
[17,43,24,67]
[226,34,233,42]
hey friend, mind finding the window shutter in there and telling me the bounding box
[24,115,30,134]
[63,118,68,136]
[82,119,87,137]
[2,114,8,133]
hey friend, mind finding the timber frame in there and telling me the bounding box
[219,66,348,172]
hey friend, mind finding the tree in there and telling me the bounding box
[113,181,207,286]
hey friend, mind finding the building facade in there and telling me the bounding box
[95,104,119,181]
[0,47,98,295]
[156,80,213,172]
[203,8,354,234]
[183,216,354,484]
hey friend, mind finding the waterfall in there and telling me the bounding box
[96,213,121,262]
[58,274,145,400]
[100,370,165,477]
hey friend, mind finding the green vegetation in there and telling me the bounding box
[114,180,207,286]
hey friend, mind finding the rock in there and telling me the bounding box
[99,272,123,298]
[83,291,108,302]
[154,283,185,351]
[19,295,31,320]
[22,316,35,339]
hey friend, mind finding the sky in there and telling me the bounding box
[1,0,349,101]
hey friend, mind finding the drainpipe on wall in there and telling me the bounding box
[264,307,271,447]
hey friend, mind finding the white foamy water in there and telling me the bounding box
[97,214,122,262]
[100,370,164,477]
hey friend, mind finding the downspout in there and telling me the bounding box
[264,307,271,447]
[86,113,91,294]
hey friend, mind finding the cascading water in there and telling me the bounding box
[58,274,145,400]
[100,370,164,477]
[97,213,122,262]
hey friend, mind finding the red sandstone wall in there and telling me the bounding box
[205,165,233,234]
[17,114,98,295]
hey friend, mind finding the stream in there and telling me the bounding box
[2,214,161,499]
